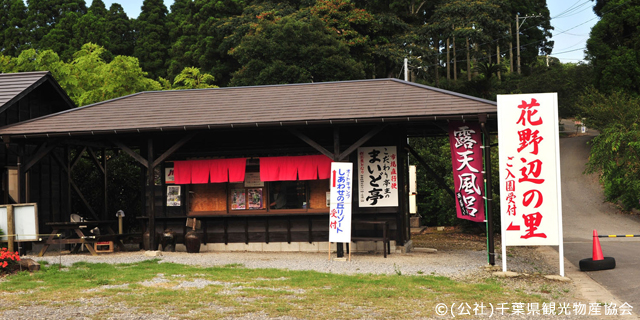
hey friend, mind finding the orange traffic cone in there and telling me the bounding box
[592,229,604,261]
[580,229,615,271]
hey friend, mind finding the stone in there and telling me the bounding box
[144,250,162,257]
[413,247,437,253]
[544,275,571,282]
[18,258,40,272]
[333,257,347,262]
[492,271,519,278]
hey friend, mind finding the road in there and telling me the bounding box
[559,122,640,311]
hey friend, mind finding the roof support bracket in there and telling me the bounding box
[337,125,387,161]
[22,141,58,173]
[151,133,197,169]
[405,144,456,199]
[111,139,148,168]
[287,128,334,160]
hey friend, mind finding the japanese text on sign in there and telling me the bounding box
[448,122,485,222]
[329,162,353,243]
[498,93,562,246]
[358,146,398,207]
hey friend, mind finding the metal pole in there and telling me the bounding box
[404,58,408,81]
[516,14,521,75]
[480,118,495,266]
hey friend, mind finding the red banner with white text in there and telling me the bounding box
[448,122,486,222]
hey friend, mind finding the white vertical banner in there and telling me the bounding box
[358,146,399,207]
[497,93,564,275]
[329,162,353,243]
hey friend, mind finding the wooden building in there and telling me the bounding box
[0,72,74,227]
[0,78,497,253]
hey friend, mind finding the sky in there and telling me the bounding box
[97,0,598,63]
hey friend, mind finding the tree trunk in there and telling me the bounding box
[446,38,450,80]
[453,37,457,81]
[497,44,501,80]
[435,37,440,86]
[509,25,514,73]
[466,38,471,81]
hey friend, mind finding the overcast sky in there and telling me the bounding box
[97,0,597,63]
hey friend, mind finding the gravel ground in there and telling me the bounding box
[0,243,601,320]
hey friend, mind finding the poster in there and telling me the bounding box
[247,188,263,209]
[231,189,246,210]
[165,167,175,184]
[497,93,562,246]
[329,162,353,243]
[448,122,485,222]
[358,146,398,207]
[167,186,181,207]
[244,172,264,187]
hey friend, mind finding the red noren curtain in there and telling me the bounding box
[260,155,332,182]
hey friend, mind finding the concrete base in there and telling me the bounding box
[171,240,408,253]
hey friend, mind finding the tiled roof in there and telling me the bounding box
[0,78,496,138]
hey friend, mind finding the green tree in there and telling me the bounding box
[580,89,640,210]
[88,0,107,17]
[229,14,365,86]
[586,0,640,93]
[0,0,28,56]
[72,43,161,106]
[172,67,218,89]
[134,0,170,79]
[26,0,87,49]
[105,3,134,57]
[167,0,247,83]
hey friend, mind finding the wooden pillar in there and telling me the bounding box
[103,148,107,220]
[147,139,156,250]
[18,143,25,203]
[66,147,72,218]
[7,205,14,252]
[397,126,408,245]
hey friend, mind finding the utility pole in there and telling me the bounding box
[516,13,543,74]
[404,58,408,81]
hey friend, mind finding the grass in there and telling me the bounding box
[0,259,551,319]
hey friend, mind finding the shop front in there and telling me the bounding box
[0,78,497,253]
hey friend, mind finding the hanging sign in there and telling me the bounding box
[448,122,485,222]
[165,167,175,184]
[358,146,398,207]
[497,93,563,247]
[329,162,353,243]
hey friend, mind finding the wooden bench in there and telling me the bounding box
[351,220,390,258]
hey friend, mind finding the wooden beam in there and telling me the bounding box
[51,153,100,220]
[333,127,340,161]
[22,142,57,172]
[151,133,196,168]
[287,128,334,159]
[70,146,87,171]
[337,125,387,161]
[88,147,105,174]
[405,144,456,199]
[112,139,148,168]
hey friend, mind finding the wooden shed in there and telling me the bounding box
[0,71,74,228]
[0,78,497,253]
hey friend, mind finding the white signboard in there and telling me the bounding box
[244,172,264,187]
[0,204,39,242]
[498,93,562,247]
[329,162,353,243]
[358,146,398,207]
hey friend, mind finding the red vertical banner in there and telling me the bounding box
[448,122,485,222]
